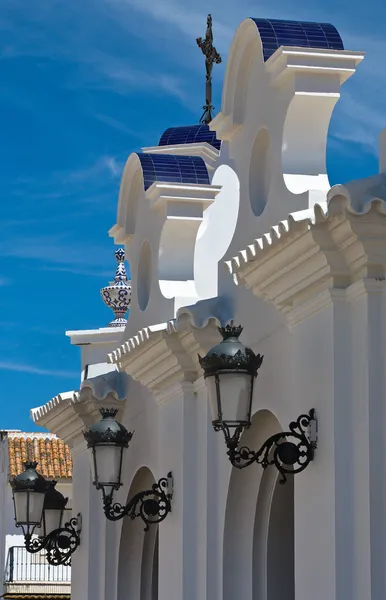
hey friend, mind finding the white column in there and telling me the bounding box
[289,290,355,600]
[70,442,109,600]
[350,279,386,599]
[156,382,200,600]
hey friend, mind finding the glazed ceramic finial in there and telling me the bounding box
[100,248,131,327]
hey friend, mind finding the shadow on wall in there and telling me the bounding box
[223,409,294,600]
[118,467,159,600]
[194,163,240,299]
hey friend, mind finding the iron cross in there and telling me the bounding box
[196,14,222,124]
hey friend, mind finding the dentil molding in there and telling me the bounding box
[108,317,221,394]
[228,195,386,318]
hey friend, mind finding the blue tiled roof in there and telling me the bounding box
[250,18,344,62]
[159,125,221,151]
[137,153,210,191]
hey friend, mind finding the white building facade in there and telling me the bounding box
[31,16,386,600]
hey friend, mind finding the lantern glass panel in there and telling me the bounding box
[206,375,220,423]
[93,444,123,488]
[43,508,63,535]
[216,371,253,426]
[14,490,45,526]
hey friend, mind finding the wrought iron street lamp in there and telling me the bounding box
[84,408,173,530]
[11,461,81,565]
[199,324,317,483]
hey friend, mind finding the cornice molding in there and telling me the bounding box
[31,382,126,449]
[108,318,221,392]
[146,181,221,213]
[228,197,386,319]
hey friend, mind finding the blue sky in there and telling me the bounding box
[0,0,384,430]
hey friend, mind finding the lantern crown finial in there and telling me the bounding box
[24,460,38,471]
[84,407,133,448]
[100,407,119,419]
[218,323,243,340]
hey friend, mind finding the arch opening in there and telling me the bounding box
[117,467,159,600]
[223,410,294,600]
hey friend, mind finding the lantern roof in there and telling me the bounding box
[83,408,132,448]
[199,324,264,376]
[10,461,50,492]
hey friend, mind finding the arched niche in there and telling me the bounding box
[194,164,240,298]
[137,240,152,311]
[117,467,159,600]
[253,466,294,600]
[249,128,271,216]
[116,154,144,240]
[223,410,294,600]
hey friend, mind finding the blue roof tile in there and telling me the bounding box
[159,124,221,151]
[250,18,344,62]
[137,153,210,191]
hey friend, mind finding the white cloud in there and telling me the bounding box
[104,156,122,177]
[3,0,386,159]
[58,155,121,183]
[0,360,77,378]
[41,265,113,278]
[92,112,147,137]
[0,233,108,267]
[106,0,235,50]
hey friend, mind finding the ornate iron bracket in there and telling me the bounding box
[218,410,317,483]
[102,474,173,531]
[24,514,82,566]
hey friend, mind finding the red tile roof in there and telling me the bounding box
[8,433,72,480]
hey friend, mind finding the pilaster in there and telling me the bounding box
[69,440,113,600]
[349,279,386,599]
[289,288,354,600]
[31,378,128,600]
[153,382,199,600]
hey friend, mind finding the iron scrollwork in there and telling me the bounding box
[103,475,173,531]
[219,410,317,483]
[24,514,82,566]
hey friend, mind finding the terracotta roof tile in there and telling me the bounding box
[8,433,72,480]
